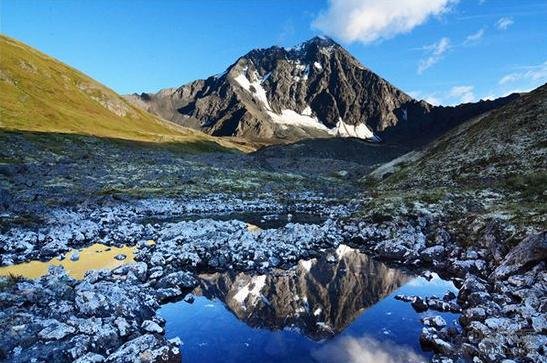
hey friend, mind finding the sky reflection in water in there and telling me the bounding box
[159,245,459,363]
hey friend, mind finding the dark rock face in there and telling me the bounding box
[127,37,517,144]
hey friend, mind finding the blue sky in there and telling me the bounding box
[2,0,546,105]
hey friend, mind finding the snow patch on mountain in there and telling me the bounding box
[234,72,271,110]
[331,118,380,141]
[261,72,272,83]
[267,108,380,141]
[292,61,310,82]
[267,109,329,131]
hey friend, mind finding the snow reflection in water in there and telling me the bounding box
[159,245,459,363]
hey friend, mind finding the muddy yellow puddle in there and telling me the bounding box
[0,243,136,280]
[246,223,262,233]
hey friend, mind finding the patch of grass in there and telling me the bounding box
[359,176,380,190]
[502,172,547,202]
[497,198,547,231]
[383,166,411,188]
[418,188,447,204]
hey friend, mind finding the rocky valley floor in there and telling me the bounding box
[0,116,545,363]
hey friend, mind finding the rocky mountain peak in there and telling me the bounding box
[125,37,518,145]
[300,35,338,47]
[287,36,341,56]
[233,36,344,76]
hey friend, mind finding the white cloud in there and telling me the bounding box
[480,88,529,101]
[481,62,546,101]
[499,61,547,85]
[312,0,457,44]
[417,37,451,74]
[410,85,475,105]
[424,95,442,105]
[311,335,425,363]
[496,17,514,30]
[499,74,519,85]
[464,28,485,45]
[448,85,475,103]
[412,75,544,106]
[482,93,496,101]
[408,90,442,105]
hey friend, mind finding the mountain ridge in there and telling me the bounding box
[126,36,518,145]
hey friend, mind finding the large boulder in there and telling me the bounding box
[491,232,546,280]
[104,334,180,363]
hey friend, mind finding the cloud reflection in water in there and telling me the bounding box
[312,334,427,363]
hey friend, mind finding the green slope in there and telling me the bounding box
[362,83,546,238]
[381,84,546,191]
[0,35,244,151]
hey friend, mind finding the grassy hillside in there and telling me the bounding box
[361,84,546,243]
[0,35,245,151]
[381,84,546,192]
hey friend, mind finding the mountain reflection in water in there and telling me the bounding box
[194,245,411,339]
[159,245,459,363]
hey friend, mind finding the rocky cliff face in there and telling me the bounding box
[127,37,517,145]
[193,245,410,339]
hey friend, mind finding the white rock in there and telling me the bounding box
[141,320,163,334]
[38,320,76,340]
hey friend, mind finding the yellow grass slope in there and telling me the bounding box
[0,35,245,151]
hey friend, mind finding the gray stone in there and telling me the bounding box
[531,315,546,333]
[141,320,163,334]
[74,353,105,363]
[412,297,429,312]
[420,245,446,262]
[156,271,197,289]
[491,232,547,279]
[114,317,131,337]
[478,337,506,362]
[443,291,456,301]
[458,274,487,306]
[422,315,447,329]
[38,320,76,340]
[105,334,180,363]
[460,307,487,326]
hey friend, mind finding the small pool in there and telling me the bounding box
[159,245,459,363]
[0,243,138,280]
[141,211,327,230]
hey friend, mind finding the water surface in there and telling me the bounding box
[159,245,459,363]
[142,211,326,230]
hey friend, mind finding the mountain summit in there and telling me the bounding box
[127,37,517,144]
